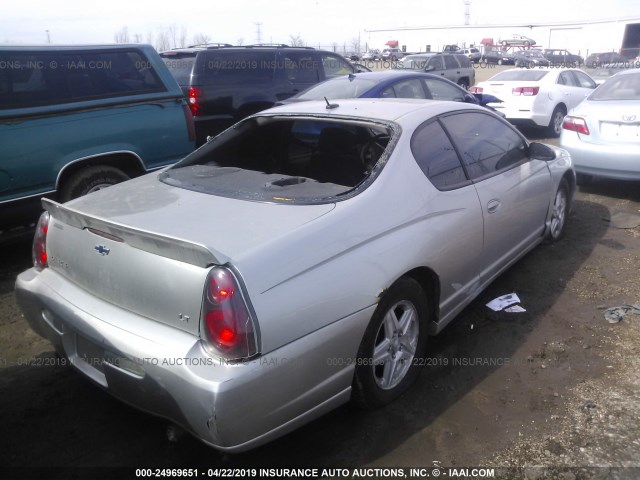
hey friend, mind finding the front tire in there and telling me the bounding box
[351,277,429,410]
[546,178,570,242]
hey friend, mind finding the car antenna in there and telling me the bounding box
[324,97,339,109]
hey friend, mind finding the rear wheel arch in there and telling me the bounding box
[351,274,433,409]
[56,152,146,202]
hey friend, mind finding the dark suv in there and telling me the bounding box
[161,45,362,144]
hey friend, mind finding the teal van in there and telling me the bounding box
[0,44,195,227]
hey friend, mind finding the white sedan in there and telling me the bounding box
[471,68,597,137]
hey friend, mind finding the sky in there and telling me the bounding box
[2,0,640,50]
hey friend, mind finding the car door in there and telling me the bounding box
[556,71,592,111]
[409,118,484,320]
[439,111,552,284]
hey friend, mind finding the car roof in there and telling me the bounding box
[328,71,447,81]
[0,44,156,52]
[261,98,486,124]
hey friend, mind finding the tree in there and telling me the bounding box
[289,34,305,47]
[351,37,361,55]
[114,26,130,44]
[193,33,211,46]
[133,33,143,43]
[156,30,171,52]
[179,26,188,48]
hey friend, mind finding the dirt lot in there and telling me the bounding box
[1,66,640,480]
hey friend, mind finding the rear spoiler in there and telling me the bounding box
[43,198,220,267]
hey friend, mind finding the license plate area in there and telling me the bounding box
[600,122,640,141]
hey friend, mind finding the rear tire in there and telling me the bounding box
[60,165,130,202]
[547,105,566,138]
[351,277,429,410]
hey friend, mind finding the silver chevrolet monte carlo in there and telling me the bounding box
[16,99,575,452]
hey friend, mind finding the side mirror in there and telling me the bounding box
[529,142,556,161]
[424,65,435,72]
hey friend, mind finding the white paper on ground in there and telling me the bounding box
[486,293,521,311]
[504,305,526,313]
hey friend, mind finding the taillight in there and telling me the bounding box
[469,86,483,93]
[188,86,203,117]
[201,267,258,360]
[562,115,590,135]
[32,212,50,271]
[512,86,539,96]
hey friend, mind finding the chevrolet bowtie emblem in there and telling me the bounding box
[94,245,111,256]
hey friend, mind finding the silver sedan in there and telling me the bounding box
[561,69,640,183]
[16,99,575,452]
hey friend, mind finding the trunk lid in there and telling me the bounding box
[44,173,335,334]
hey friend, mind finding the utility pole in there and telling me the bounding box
[255,22,263,44]
[463,0,471,26]
[46,30,51,43]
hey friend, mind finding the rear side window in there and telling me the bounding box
[162,55,195,84]
[411,120,468,190]
[281,51,321,83]
[0,49,166,109]
[59,50,166,99]
[455,55,471,67]
[443,55,459,69]
[201,51,275,85]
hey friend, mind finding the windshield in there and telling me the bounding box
[297,76,378,100]
[589,73,640,101]
[161,116,394,204]
[488,70,549,81]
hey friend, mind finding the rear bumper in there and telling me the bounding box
[560,132,640,181]
[16,267,368,451]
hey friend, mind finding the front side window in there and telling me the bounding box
[440,112,528,181]
[320,53,353,78]
[423,78,466,101]
[202,51,275,85]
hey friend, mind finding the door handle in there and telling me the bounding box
[487,199,501,213]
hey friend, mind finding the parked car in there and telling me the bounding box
[381,48,404,61]
[278,71,505,116]
[460,47,481,63]
[16,98,575,453]
[160,44,363,145]
[513,50,550,68]
[0,44,195,229]
[499,34,536,47]
[589,64,638,85]
[585,51,627,67]
[362,50,381,61]
[471,68,597,137]
[543,49,584,67]
[560,69,640,184]
[397,53,475,89]
[481,50,516,65]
